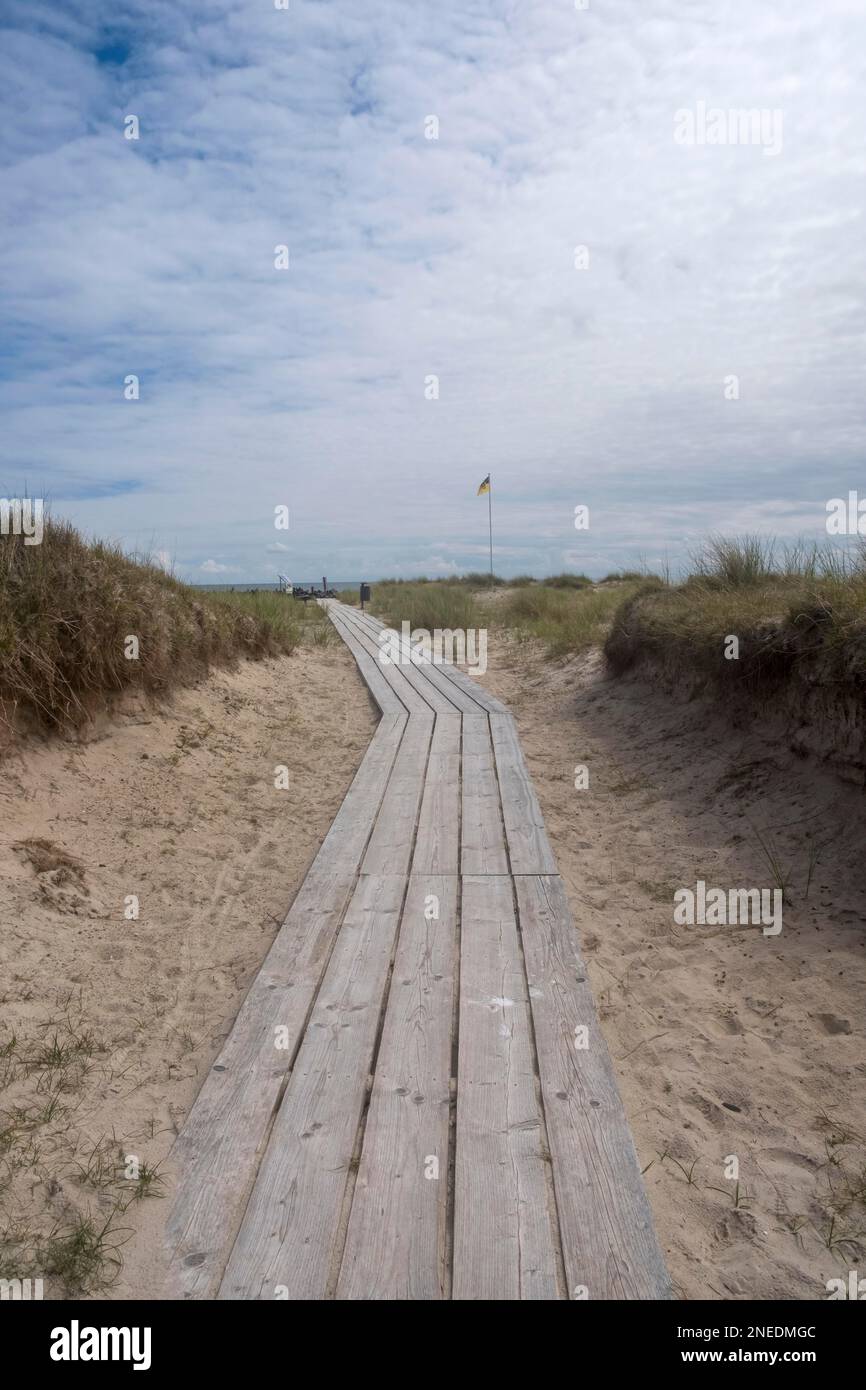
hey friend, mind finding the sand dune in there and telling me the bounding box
[2,622,864,1299]
[475,633,866,1300]
[0,645,375,1298]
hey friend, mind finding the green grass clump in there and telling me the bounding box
[370,580,481,632]
[456,571,505,588]
[37,1211,128,1294]
[206,588,304,647]
[605,535,866,693]
[542,572,592,590]
[688,534,777,589]
[0,518,303,734]
[367,573,651,658]
[365,573,505,592]
[498,579,649,656]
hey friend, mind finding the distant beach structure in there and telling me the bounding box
[195,580,360,593]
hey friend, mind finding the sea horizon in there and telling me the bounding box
[194,580,361,593]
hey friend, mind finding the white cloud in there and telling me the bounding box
[199,558,232,574]
[2,1,865,577]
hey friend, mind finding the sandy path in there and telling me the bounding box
[0,644,375,1298]
[4,620,864,1301]
[475,633,866,1301]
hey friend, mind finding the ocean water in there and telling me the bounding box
[195,581,361,593]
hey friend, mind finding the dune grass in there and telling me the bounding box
[369,579,482,632]
[542,572,593,590]
[0,519,305,734]
[605,535,866,692]
[205,588,302,642]
[497,579,650,655]
[366,572,648,658]
[206,587,335,645]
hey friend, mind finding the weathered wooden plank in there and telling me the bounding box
[412,713,461,876]
[514,875,673,1300]
[166,710,406,1298]
[453,875,562,1300]
[315,711,407,871]
[362,715,433,876]
[165,865,356,1298]
[347,604,505,712]
[489,711,557,874]
[359,607,506,713]
[411,657,488,715]
[172,597,669,1304]
[419,656,508,714]
[336,874,457,1299]
[329,609,429,716]
[218,873,406,1300]
[461,713,509,875]
[325,605,405,716]
[331,604,451,716]
[348,608,482,715]
[337,608,461,717]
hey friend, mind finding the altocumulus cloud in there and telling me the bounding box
[2,0,865,579]
[199,559,234,574]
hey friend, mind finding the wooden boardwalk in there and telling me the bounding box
[166,601,672,1300]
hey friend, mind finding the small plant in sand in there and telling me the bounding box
[38,1209,131,1294]
[658,1148,702,1187]
[748,821,793,902]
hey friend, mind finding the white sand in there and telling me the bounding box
[3,620,864,1301]
[0,645,375,1298]
[474,632,866,1300]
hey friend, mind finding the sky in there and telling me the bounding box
[2,0,866,581]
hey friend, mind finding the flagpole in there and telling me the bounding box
[488,473,493,587]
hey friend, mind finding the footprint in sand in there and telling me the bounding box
[814,1012,852,1035]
